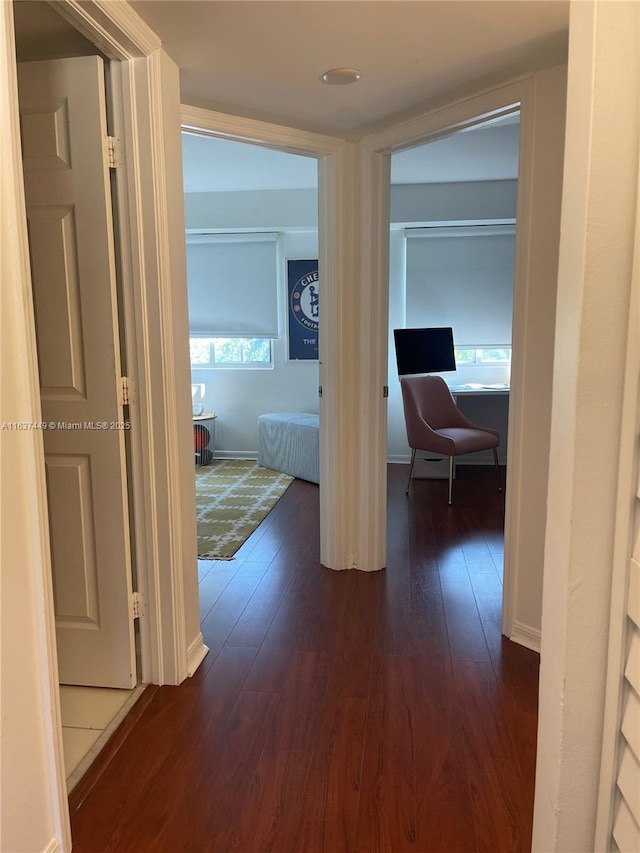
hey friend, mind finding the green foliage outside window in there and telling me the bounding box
[454,346,511,366]
[189,337,271,367]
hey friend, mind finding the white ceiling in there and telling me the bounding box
[131,0,568,137]
[12,1,526,191]
[182,116,520,193]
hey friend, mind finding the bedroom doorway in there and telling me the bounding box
[180,132,321,574]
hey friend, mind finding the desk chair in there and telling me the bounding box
[400,375,502,504]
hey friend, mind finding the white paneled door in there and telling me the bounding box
[18,56,136,688]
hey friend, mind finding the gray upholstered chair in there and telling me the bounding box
[400,375,502,504]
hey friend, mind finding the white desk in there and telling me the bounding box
[448,383,510,397]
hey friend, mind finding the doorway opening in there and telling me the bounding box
[388,112,520,584]
[362,87,546,649]
[179,129,322,581]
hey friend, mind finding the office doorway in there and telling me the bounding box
[388,115,520,578]
[362,75,563,651]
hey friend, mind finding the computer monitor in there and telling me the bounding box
[393,327,456,376]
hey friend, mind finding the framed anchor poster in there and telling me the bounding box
[287,258,319,360]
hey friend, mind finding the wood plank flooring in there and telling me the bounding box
[69,464,539,852]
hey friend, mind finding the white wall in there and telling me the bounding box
[190,230,320,454]
[391,178,518,224]
[185,187,317,231]
[184,180,517,231]
[533,3,639,849]
[1,4,69,849]
[185,186,319,454]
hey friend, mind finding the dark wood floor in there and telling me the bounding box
[69,464,539,852]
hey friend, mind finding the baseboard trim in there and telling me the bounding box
[44,839,61,853]
[213,451,259,461]
[510,621,541,653]
[187,633,209,676]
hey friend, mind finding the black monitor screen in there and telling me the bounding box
[394,327,456,375]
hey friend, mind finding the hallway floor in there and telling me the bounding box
[69,464,539,852]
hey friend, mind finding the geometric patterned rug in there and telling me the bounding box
[195,459,293,560]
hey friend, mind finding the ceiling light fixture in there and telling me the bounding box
[321,67,361,85]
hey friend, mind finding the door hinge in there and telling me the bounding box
[107,136,122,169]
[383,385,389,398]
[319,385,323,398]
[131,591,146,620]
[119,375,134,406]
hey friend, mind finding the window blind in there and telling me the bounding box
[186,232,279,338]
[404,225,515,345]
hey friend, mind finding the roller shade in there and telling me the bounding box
[186,232,279,337]
[405,225,515,345]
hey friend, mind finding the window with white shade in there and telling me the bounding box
[404,224,515,352]
[186,232,279,339]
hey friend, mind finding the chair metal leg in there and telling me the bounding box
[493,447,503,492]
[448,455,454,505]
[406,448,417,494]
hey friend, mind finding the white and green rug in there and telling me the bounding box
[195,459,293,560]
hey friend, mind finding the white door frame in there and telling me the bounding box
[180,105,358,571]
[361,75,552,647]
[49,0,204,686]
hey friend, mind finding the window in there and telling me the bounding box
[185,233,279,339]
[189,337,272,368]
[454,346,512,365]
[404,225,516,357]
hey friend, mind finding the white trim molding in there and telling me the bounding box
[356,144,391,569]
[405,223,516,239]
[109,50,195,687]
[317,140,361,568]
[510,622,542,654]
[181,104,341,157]
[179,106,373,571]
[48,0,161,60]
[187,633,210,677]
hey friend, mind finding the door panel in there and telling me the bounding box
[18,56,136,688]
